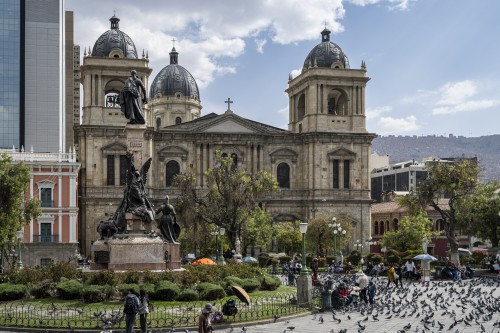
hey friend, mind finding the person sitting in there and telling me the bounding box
[447,261,460,281]
[458,262,467,279]
[337,283,351,307]
[334,263,344,274]
[311,273,320,286]
[369,263,381,277]
[344,262,353,275]
[465,263,475,278]
[414,265,422,281]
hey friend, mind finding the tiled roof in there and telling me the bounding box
[371,199,450,214]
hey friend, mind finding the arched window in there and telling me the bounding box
[385,220,389,233]
[393,218,399,231]
[297,94,305,120]
[175,117,182,125]
[277,163,290,189]
[165,160,180,187]
[380,221,385,235]
[374,221,379,235]
[156,118,161,129]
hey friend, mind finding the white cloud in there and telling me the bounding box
[436,80,477,105]
[366,105,392,120]
[377,115,419,133]
[433,100,499,115]
[255,39,267,53]
[347,0,412,11]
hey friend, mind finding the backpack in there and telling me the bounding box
[222,299,238,316]
[124,295,139,314]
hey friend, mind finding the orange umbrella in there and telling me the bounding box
[192,258,217,266]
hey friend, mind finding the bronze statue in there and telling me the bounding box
[155,195,181,243]
[119,70,147,124]
[113,152,155,232]
[97,219,118,240]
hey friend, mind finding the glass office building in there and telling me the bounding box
[0,0,22,149]
[0,0,65,152]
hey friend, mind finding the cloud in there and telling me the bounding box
[347,0,412,11]
[433,100,499,115]
[377,115,419,133]
[366,105,392,120]
[255,39,267,53]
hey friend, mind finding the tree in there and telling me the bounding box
[174,150,279,251]
[242,207,273,255]
[305,214,353,256]
[0,153,41,269]
[274,222,302,255]
[468,182,500,248]
[407,158,480,264]
[380,210,441,252]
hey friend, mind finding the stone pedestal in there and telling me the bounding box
[422,260,431,282]
[91,213,181,271]
[125,124,147,170]
[296,275,312,308]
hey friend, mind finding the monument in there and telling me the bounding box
[91,73,181,270]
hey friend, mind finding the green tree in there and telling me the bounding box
[242,207,273,255]
[406,158,480,264]
[380,210,441,252]
[305,214,353,256]
[174,150,279,250]
[274,222,302,255]
[0,153,41,269]
[468,182,500,248]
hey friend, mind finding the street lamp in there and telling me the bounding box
[16,229,24,269]
[329,218,346,255]
[365,237,377,254]
[219,227,226,265]
[299,222,309,276]
[355,239,364,252]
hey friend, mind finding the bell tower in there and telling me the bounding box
[286,28,369,134]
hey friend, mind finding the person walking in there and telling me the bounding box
[123,289,140,333]
[368,281,377,305]
[138,289,150,333]
[198,303,213,333]
[357,271,369,304]
[395,264,404,287]
[386,264,398,288]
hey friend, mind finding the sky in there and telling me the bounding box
[66,0,500,137]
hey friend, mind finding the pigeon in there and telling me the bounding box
[319,316,324,324]
[287,327,295,330]
[403,323,411,330]
[274,314,281,322]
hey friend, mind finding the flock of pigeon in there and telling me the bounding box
[218,276,500,333]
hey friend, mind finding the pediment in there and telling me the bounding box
[101,142,127,154]
[157,145,189,161]
[327,147,356,160]
[270,148,298,163]
[199,118,258,134]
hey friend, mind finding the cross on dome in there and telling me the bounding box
[225,98,233,112]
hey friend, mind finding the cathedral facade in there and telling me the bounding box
[76,16,376,256]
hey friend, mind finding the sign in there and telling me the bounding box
[187,253,195,259]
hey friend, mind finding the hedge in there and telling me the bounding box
[177,289,198,301]
[0,283,27,301]
[240,278,260,292]
[259,274,281,291]
[155,280,180,301]
[81,285,112,303]
[116,283,140,297]
[55,278,82,300]
[196,282,225,300]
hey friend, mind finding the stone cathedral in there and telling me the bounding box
[76,15,376,256]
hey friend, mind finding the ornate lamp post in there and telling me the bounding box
[329,218,346,255]
[219,227,226,265]
[365,237,377,254]
[299,222,309,276]
[355,239,364,252]
[16,229,24,269]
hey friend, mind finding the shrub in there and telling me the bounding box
[56,278,82,300]
[177,289,199,301]
[385,249,401,264]
[140,283,156,299]
[81,285,111,303]
[471,250,488,265]
[0,283,27,300]
[122,270,141,284]
[30,279,54,299]
[279,256,291,265]
[365,253,383,264]
[143,270,166,284]
[240,278,260,292]
[116,284,140,297]
[196,282,225,300]
[346,250,362,266]
[258,253,271,267]
[318,257,327,268]
[259,274,281,291]
[155,280,180,301]
[45,262,80,282]
[84,270,118,286]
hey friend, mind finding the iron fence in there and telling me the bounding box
[0,293,303,330]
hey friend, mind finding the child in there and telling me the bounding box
[349,283,361,306]
[368,281,376,305]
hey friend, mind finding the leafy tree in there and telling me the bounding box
[174,150,279,250]
[242,207,273,255]
[405,158,480,264]
[0,153,41,269]
[467,182,500,248]
[380,210,441,252]
[305,214,353,256]
[274,222,302,255]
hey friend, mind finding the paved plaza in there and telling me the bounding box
[222,276,500,333]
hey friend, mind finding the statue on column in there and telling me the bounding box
[155,196,181,243]
[119,70,148,124]
[114,152,155,232]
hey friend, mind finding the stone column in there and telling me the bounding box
[125,124,147,170]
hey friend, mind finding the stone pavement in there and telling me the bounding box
[220,276,500,333]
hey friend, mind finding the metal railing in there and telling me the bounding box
[32,235,59,243]
[0,293,303,330]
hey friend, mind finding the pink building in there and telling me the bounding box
[5,148,81,267]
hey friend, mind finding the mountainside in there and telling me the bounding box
[372,134,500,181]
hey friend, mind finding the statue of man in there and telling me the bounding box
[119,70,147,124]
[155,196,181,243]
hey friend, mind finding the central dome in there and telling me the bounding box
[302,28,349,71]
[91,15,138,59]
[150,48,200,99]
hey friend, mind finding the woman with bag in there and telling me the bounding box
[386,264,398,288]
[138,289,149,333]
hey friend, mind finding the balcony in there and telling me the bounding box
[33,235,59,243]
